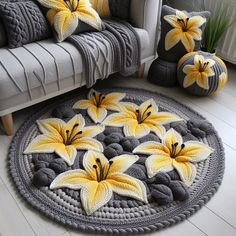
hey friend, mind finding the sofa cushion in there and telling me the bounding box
[91,0,130,20]
[36,0,103,42]
[0,27,149,112]
[0,0,51,48]
[0,20,7,48]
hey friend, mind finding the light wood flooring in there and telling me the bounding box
[0,64,236,236]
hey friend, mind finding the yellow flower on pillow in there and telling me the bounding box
[133,128,213,186]
[37,0,103,42]
[182,54,215,89]
[50,151,147,215]
[164,10,206,52]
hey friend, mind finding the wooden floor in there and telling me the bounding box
[1,63,236,236]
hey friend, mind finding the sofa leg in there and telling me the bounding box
[136,64,145,78]
[1,114,14,136]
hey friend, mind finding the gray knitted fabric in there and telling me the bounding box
[0,20,7,47]
[67,20,140,88]
[0,0,51,48]
[109,0,131,20]
[9,87,224,234]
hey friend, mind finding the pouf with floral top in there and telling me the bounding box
[177,51,228,96]
[9,87,224,233]
[148,5,210,87]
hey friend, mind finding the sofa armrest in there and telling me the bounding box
[130,0,162,61]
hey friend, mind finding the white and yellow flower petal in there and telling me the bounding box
[176,141,214,163]
[188,15,206,28]
[37,0,67,10]
[108,154,139,174]
[73,137,104,152]
[150,112,182,125]
[148,124,166,139]
[183,73,198,88]
[163,128,183,152]
[80,180,112,215]
[87,106,107,123]
[139,99,159,115]
[82,124,105,137]
[181,32,195,52]
[66,114,85,131]
[76,5,102,31]
[165,28,182,51]
[145,154,174,178]
[120,102,139,113]
[102,92,126,111]
[107,173,148,203]
[37,118,65,136]
[72,99,94,110]
[133,141,170,156]
[24,134,63,154]
[196,72,210,89]
[103,112,132,127]
[172,160,197,186]
[124,121,150,139]
[56,145,78,166]
[50,169,91,190]
[54,10,79,42]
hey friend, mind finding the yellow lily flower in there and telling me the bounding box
[37,0,102,42]
[73,89,126,123]
[164,10,206,52]
[50,151,148,215]
[133,128,213,186]
[103,99,182,139]
[24,115,104,166]
[183,54,215,90]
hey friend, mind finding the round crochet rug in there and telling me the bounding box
[9,87,224,234]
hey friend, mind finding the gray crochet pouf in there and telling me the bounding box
[148,58,177,87]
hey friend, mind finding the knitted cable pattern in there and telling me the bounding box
[8,87,225,234]
[0,0,51,48]
[67,20,140,88]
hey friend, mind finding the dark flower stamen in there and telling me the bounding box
[94,159,114,182]
[170,142,185,158]
[137,104,152,124]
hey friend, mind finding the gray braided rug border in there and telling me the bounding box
[8,87,225,234]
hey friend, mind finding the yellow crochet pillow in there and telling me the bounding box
[37,0,103,42]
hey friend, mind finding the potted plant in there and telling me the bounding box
[201,2,233,53]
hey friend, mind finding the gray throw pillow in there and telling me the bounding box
[0,0,51,48]
[157,5,210,62]
[0,20,7,47]
[91,0,130,20]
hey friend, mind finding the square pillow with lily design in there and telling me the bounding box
[157,5,210,62]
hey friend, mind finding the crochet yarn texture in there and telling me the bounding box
[9,87,224,234]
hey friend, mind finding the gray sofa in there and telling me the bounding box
[0,0,162,135]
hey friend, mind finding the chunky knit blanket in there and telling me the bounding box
[67,20,141,88]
